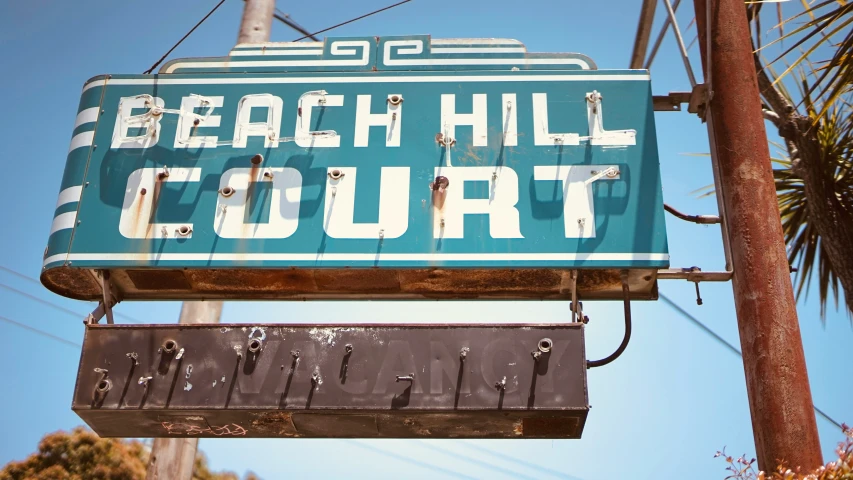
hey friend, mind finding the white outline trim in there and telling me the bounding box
[229,49,323,56]
[55,186,82,209]
[432,38,524,46]
[43,252,668,266]
[68,131,94,153]
[84,74,649,93]
[74,108,100,129]
[233,42,323,49]
[430,47,527,54]
[49,212,77,235]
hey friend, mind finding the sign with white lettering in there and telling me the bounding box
[42,36,668,301]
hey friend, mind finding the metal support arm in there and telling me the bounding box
[587,271,632,369]
[664,203,721,224]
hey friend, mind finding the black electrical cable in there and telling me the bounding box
[0,266,144,324]
[143,0,228,74]
[587,275,633,368]
[0,314,80,348]
[273,8,319,41]
[660,292,845,430]
[291,0,413,42]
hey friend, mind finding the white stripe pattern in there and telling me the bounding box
[43,252,668,266]
[55,186,83,209]
[49,212,77,235]
[73,108,100,129]
[68,131,94,153]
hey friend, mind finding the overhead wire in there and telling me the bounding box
[272,7,319,41]
[291,0,413,42]
[0,265,144,324]
[143,0,228,74]
[660,292,845,430]
[0,314,81,349]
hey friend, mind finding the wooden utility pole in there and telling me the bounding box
[146,302,224,479]
[237,0,275,44]
[692,0,823,471]
[146,3,273,475]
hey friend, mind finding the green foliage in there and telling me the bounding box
[717,424,852,479]
[766,1,853,120]
[0,427,259,480]
[772,88,853,316]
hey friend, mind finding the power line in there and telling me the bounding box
[659,292,844,430]
[0,266,144,324]
[273,8,319,41]
[0,265,41,286]
[291,0,413,42]
[0,314,80,349]
[143,0,228,74]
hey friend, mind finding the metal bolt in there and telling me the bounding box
[140,188,147,196]
[250,154,263,165]
[694,281,703,306]
[193,118,200,126]
[126,352,139,365]
[291,350,300,359]
[263,170,273,179]
[345,344,353,354]
[396,373,415,382]
[440,218,445,228]
[161,340,178,355]
[495,376,507,390]
[378,229,385,240]
[431,176,449,193]
[459,347,470,360]
[95,378,112,394]
[138,376,153,387]
[532,351,542,361]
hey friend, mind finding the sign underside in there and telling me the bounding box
[42,36,668,301]
[74,324,588,438]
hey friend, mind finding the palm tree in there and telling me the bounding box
[746,2,853,316]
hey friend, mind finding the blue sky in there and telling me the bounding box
[0,0,850,479]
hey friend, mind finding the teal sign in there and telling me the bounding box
[42,36,668,300]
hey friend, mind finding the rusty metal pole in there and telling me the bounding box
[145,302,224,479]
[692,0,823,471]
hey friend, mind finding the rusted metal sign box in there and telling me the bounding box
[43,35,668,301]
[75,324,588,438]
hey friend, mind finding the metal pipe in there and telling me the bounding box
[630,0,659,68]
[664,203,721,224]
[662,0,697,87]
[693,0,823,470]
[587,272,632,368]
[644,0,683,69]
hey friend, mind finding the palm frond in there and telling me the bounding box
[762,2,853,119]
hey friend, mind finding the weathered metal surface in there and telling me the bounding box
[43,266,659,301]
[73,324,588,438]
[43,35,668,302]
[693,0,822,470]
